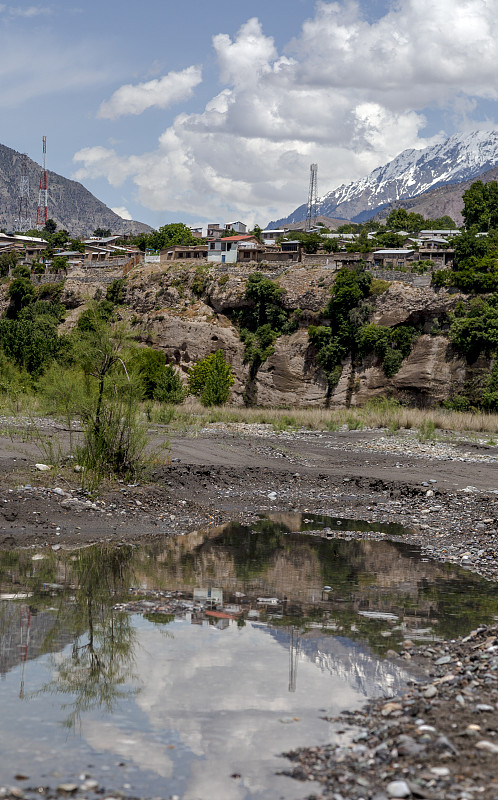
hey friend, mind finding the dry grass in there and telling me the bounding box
[1,390,497,439]
[147,396,498,436]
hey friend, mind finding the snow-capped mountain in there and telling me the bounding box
[271,129,498,226]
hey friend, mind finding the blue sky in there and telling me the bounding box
[3,0,498,229]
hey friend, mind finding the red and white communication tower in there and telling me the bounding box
[36,135,48,228]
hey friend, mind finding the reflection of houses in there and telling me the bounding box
[193,587,223,608]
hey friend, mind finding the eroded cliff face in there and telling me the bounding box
[61,262,489,408]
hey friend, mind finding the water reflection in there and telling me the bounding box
[1,519,498,797]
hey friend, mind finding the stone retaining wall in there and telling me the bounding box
[369,269,432,287]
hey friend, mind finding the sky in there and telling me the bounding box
[3,0,498,229]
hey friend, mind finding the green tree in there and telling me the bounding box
[188,350,234,406]
[12,264,30,279]
[43,218,57,234]
[135,223,201,252]
[462,181,498,231]
[74,309,149,484]
[106,278,127,305]
[7,277,35,317]
[251,224,263,242]
[0,251,18,276]
[153,364,185,404]
[129,346,184,402]
[94,227,112,237]
[50,255,69,272]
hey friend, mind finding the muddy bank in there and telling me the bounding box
[285,623,498,799]
[0,422,496,577]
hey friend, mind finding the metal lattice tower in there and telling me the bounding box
[16,153,31,232]
[288,626,300,693]
[306,163,318,231]
[36,135,48,228]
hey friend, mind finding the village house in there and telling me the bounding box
[373,248,416,268]
[207,234,260,263]
[226,221,247,234]
[207,224,223,239]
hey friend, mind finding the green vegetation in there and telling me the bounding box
[357,323,417,377]
[187,349,234,406]
[231,273,299,398]
[308,267,371,393]
[134,222,203,252]
[308,267,419,394]
[385,207,456,232]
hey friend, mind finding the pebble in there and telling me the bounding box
[386,781,411,798]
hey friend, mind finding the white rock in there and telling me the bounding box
[34,463,52,471]
[476,740,498,754]
[430,766,450,777]
[387,780,411,798]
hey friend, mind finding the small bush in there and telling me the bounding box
[188,350,234,406]
[442,395,471,412]
[369,279,391,296]
[418,419,436,442]
[153,365,185,404]
[106,279,127,305]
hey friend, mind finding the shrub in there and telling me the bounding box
[106,279,127,305]
[12,264,31,279]
[382,349,404,377]
[153,365,185,404]
[188,350,234,406]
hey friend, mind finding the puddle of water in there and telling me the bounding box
[265,511,414,537]
[1,517,498,798]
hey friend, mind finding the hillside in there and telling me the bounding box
[0,143,152,237]
[373,165,498,226]
[270,129,498,226]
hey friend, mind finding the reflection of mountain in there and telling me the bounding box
[265,626,411,699]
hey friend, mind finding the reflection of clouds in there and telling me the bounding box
[105,620,360,798]
[83,723,173,779]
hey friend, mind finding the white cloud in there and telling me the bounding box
[97,65,202,120]
[74,1,498,224]
[111,206,132,220]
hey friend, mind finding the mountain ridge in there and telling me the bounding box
[269,129,498,227]
[0,143,151,237]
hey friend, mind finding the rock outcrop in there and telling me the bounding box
[61,261,491,408]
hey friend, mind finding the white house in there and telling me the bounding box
[207,234,260,263]
[226,221,247,234]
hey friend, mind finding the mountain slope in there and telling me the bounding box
[373,165,498,226]
[0,143,151,237]
[270,129,498,226]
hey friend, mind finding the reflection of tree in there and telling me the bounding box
[37,545,138,729]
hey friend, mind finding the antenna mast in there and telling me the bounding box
[36,135,48,228]
[16,153,31,233]
[306,163,318,232]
